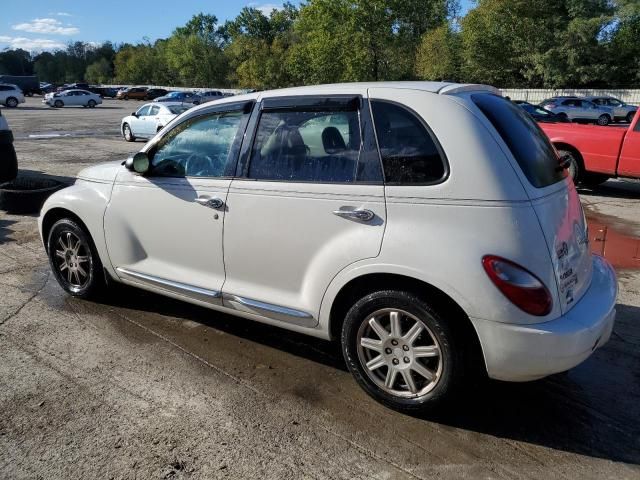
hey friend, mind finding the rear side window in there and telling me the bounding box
[371,101,446,184]
[472,93,566,188]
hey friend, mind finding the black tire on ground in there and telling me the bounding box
[54,100,63,108]
[0,141,18,183]
[627,112,636,123]
[0,177,63,214]
[5,97,19,108]
[47,218,105,299]
[341,290,468,413]
[558,113,569,121]
[122,123,136,142]
[88,100,96,108]
[596,114,610,126]
[581,173,610,188]
[557,148,581,183]
[124,95,129,100]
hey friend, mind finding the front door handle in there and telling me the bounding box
[195,196,224,209]
[333,208,375,222]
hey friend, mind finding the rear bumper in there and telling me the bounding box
[472,255,617,381]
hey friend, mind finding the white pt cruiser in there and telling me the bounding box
[39,82,617,412]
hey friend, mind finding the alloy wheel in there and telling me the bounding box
[53,231,91,289]
[357,308,443,398]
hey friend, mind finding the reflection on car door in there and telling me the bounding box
[221,94,386,326]
[131,105,150,136]
[618,121,640,177]
[147,105,161,136]
[104,102,253,304]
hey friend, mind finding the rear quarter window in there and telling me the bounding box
[472,93,567,188]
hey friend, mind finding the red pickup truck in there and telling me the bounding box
[540,111,640,185]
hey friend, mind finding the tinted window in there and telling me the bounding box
[150,111,246,178]
[371,101,446,184]
[472,93,566,188]
[248,110,361,183]
[167,105,189,115]
[608,99,622,106]
[136,105,151,116]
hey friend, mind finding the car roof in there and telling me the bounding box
[185,81,500,112]
[0,83,20,89]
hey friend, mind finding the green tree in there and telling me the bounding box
[85,58,113,84]
[416,24,461,81]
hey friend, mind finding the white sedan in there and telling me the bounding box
[121,102,190,141]
[43,89,102,108]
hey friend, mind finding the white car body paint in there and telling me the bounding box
[120,102,188,139]
[39,81,617,382]
[43,89,102,107]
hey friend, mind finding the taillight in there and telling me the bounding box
[482,255,552,316]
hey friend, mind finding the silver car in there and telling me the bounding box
[585,96,637,123]
[43,89,102,108]
[539,97,614,125]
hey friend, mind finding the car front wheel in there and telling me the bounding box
[123,123,135,142]
[627,112,635,123]
[54,100,63,108]
[596,114,610,126]
[341,290,466,412]
[5,97,19,108]
[47,218,105,298]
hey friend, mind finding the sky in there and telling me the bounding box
[1,0,474,52]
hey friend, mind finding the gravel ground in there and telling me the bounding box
[0,98,639,479]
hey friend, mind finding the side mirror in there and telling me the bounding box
[125,152,150,174]
[131,112,138,117]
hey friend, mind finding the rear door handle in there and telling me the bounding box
[195,196,224,209]
[333,208,375,222]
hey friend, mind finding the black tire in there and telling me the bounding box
[122,123,136,142]
[0,177,63,214]
[596,114,610,126]
[88,100,96,108]
[627,111,635,123]
[193,101,200,105]
[0,143,18,183]
[581,173,610,187]
[123,95,129,100]
[54,100,63,108]
[5,97,19,108]
[341,290,467,413]
[558,112,569,121]
[557,148,581,183]
[47,218,105,299]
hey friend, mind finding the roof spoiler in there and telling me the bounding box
[438,84,502,96]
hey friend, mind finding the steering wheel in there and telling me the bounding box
[184,153,223,177]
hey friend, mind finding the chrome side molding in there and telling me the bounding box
[116,267,223,305]
[223,294,316,328]
[114,267,316,328]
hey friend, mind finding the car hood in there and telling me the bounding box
[76,160,123,184]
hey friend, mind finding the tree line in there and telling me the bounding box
[1,0,638,89]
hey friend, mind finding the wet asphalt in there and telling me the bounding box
[0,98,638,479]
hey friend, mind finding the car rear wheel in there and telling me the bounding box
[47,218,105,298]
[54,100,64,108]
[596,114,610,126]
[557,148,581,182]
[341,290,466,412]
[627,112,635,123]
[88,100,96,108]
[123,95,129,100]
[123,123,135,142]
[558,112,569,121]
[5,97,18,108]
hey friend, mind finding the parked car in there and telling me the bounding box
[584,96,637,123]
[0,84,26,108]
[38,82,617,413]
[144,88,168,100]
[87,86,117,98]
[43,89,103,108]
[121,102,190,141]
[200,90,225,103]
[117,87,149,100]
[540,110,640,185]
[0,108,18,182]
[539,97,614,125]
[0,75,40,96]
[513,100,570,123]
[154,91,201,105]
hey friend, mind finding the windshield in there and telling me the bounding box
[167,105,190,114]
[472,93,567,188]
[167,92,181,98]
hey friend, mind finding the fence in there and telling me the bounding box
[501,88,640,105]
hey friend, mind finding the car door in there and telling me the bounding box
[618,120,640,177]
[104,101,253,304]
[222,94,386,326]
[147,105,162,135]
[130,105,150,136]
[582,100,600,120]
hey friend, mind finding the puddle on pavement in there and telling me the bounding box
[586,212,640,271]
[15,130,119,140]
